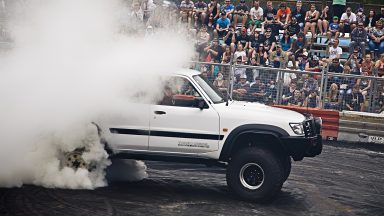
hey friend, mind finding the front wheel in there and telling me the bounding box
[226,148,284,202]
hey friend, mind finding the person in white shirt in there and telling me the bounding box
[328,38,343,60]
[249,0,263,28]
[340,7,356,36]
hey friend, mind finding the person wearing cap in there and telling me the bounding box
[214,11,231,39]
[203,38,224,62]
[276,2,291,26]
[233,69,249,100]
[220,0,235,20]
[346,47,362,75]
[291,0,306,29]
[249,0,264,28]
[297,51,308,71]
[349,21,368,56]
[318,6,330,35]
[269,44,288,68]
[305,55,321,72]
[356,8,366,25]
[263,1,277,22]
[340,7,357,35]
[234,56,247,80]
[233,0,249,28]
[325,16,340,44]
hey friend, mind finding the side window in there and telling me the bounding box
[158,77,202,108]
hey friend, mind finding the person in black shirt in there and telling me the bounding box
[223,25,236,51]
[204,39,224,62]
[263,1,277,21]
[285,16,301,37]
[263,18,283,39]
[291,0,306,28]
[248,31,264,58]
[328,58,343,86]
[260,28,276,52]
[345,85,364,111]
[235,27,250,50]
[365,9,378,31]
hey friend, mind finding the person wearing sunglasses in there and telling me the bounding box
[345,48,362,75]
[349,21,368,56]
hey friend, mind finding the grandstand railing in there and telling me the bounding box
[190,61,384,114]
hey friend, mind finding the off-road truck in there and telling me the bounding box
[71,69,322,202]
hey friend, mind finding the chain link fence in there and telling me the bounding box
[190,61,384,114]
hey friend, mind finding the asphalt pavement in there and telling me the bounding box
[1,142,384,216]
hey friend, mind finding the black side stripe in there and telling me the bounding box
[109,128,224,140]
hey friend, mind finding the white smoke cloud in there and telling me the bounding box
[0,0,193,189]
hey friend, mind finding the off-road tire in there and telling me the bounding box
[281,156,292,182]
[226,147,284,202]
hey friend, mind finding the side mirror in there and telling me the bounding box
[195,97,209,110]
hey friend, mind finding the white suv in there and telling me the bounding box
[95,69,322,202]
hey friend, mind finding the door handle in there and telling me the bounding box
[154,110,166,115]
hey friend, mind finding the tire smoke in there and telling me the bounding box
[0,0,193,189]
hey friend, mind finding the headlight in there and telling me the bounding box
[289,123,304,135]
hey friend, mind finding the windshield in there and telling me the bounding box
[193,74,225,104]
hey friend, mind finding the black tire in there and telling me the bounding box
[281,156,292,182]
[226,148,284,202]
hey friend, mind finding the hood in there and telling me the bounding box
[229,101,305,121]
[214,101,306,136]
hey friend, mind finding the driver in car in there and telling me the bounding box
[160,85,174,106]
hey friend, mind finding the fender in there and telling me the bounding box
[219,124,290,161]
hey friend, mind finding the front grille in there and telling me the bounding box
[303,119,315,137]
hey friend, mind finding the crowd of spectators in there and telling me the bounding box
[174,0,384,113]
[1,0,384,112]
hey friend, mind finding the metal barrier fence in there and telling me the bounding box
[189,61,384,114]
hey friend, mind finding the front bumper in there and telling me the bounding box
[281,135,322,161]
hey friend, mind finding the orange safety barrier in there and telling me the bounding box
[273,105,340,139]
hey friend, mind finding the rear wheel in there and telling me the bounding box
[226,148,284,202]
[63,149,88,170]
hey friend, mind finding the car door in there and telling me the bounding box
[149,75,221,154]
[103,102,150,151]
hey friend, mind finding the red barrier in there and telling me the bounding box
[273,105,339,138]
